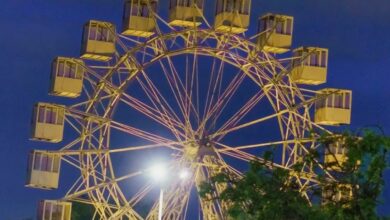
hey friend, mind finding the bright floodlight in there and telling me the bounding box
[179,169,190,180]
[149,164,167,182]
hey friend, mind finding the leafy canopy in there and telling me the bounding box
[200,130,390,220]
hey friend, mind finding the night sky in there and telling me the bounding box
[0,0,389,219]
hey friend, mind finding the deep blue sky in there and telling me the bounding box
[0,0,389,219]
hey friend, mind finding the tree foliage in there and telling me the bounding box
[71,202,95,220]
[200,130,390,220]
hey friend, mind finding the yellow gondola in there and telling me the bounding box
[169,0,204,27]
[214,0,251,33]
[325,140,348,171]
[291,47,328,85]
[122,0,157,37]
[50,57,84,98]
[322,184,353,205]
[315,89,352,125]
[258,13,293,54]
[26,151,61,189]
[31,103,65,143]
[81,20,116,61]
[37,200,72,220]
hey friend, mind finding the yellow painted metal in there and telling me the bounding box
[195,156,228,220]
[324,137,361,171]
[183,141,199,160]
[214,0,251,33]
[291,66,327,85]
[169,2,203,27]
[315,108,351,125]
[325,141,347,171]
[123,16,155,37]
[322,184,353,204]
[315,89,352,125]
[258,13,293,54]
[81,20,116,61]
[291,47,328,85]
[50,57,84,98]
[26,151,61,190]
[38,200,72,220]
[31,103,65,143]
[122,0,156,37]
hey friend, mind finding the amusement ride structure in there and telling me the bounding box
[26,0,353,219]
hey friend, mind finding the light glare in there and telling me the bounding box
[149,164,167,182]
[179,170,190,180]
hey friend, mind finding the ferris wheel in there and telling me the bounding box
[26,0,353,219]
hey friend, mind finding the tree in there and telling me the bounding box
[71,202,95,220]
[200,130,390,220]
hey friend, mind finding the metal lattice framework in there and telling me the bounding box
[28,1,350,219]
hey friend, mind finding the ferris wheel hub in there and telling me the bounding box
[183,135,217,161]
